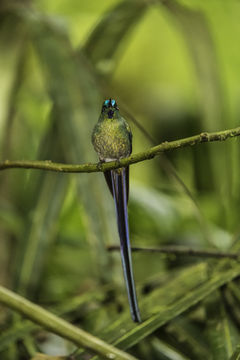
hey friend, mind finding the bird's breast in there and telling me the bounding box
[92,120,131,160]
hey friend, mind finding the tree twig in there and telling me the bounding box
[0,126,239,173]
[0,285,137,360]
[107,245,240,260]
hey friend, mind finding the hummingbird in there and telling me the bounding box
[92,99,141,323]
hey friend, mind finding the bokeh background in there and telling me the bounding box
[1,0,240,359]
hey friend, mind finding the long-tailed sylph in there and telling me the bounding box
[92,99,141,323]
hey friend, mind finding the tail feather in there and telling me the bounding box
[111,168,141,323]
[104,166,130,201]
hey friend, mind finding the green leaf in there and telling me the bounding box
[83,0,148,77]
[159,0,232,223]
[165,316,210,360]
[0,322,36,353]
[0,11,27,154]
[151,337,191,360]
[91,258,240,358]
[13,122,69,297]
[160,0,224,130]
[205,291,233,360]
[29,11,117,283]
[230,345,240,360]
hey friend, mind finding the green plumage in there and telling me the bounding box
[92,102,132,160]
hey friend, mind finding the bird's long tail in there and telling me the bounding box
[109,167,141,323]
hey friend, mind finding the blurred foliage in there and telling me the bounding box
[1,0,240,359]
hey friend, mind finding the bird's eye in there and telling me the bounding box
[104,100,110,107]
[111,99,116,107]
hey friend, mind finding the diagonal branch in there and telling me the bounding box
[0,126,239,173]
[0,285,137,360]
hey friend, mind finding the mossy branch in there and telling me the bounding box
[0,126,239,173]
[0,285,137,360]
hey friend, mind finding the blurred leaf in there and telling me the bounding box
[160,0,225,130]
[205,292,233,360]
[0,10,27,153]
[82,0,211,248]
[159,0,232,227]
[151,337,191,360]
[13,119,69,297]
[0,7,29,294]
[230,345,240,360]
[91,258,240,358]
[0,205,23,236]
[2,1,240,360]
[221,285,240,343]
[131,183,179,234]
[165,316,209,360]
[0,322,36,353]
[27,8,118,284]
[83,0,148,77]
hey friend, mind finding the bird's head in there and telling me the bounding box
[101,99,119,119]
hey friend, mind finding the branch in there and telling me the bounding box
[0,285,137,360]
[0,126,239,173]
[31,355,65,360]
[107,245,240,260]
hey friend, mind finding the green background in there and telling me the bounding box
[1,0,240,359]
